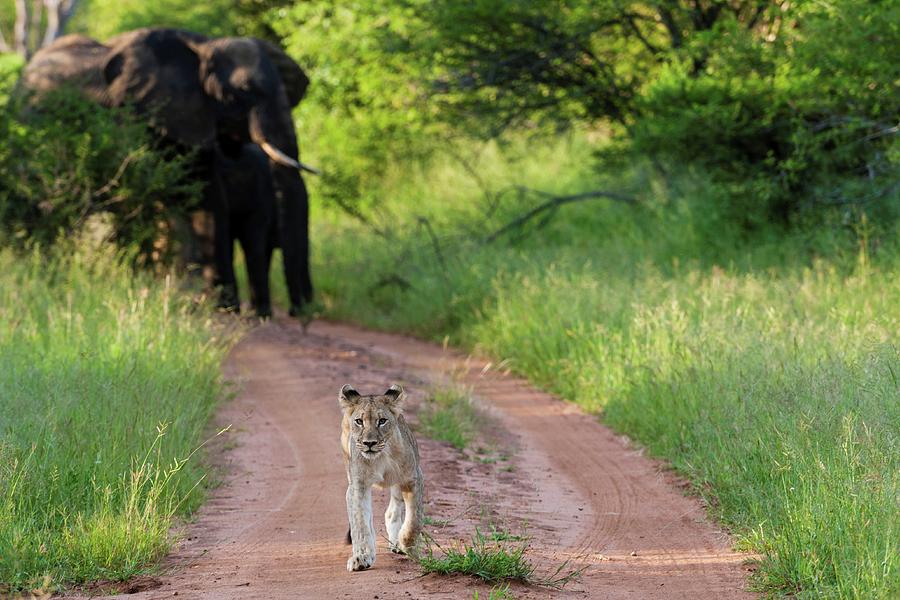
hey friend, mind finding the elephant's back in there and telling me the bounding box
[22,35,110,104]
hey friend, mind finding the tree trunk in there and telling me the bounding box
[41,0,80,49]
[14,0,30,58]
[42,0,62,48]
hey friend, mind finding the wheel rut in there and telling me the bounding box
[70,319,754,599]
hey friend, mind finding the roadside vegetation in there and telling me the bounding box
[312,138,898,598]
[0,243,235,591]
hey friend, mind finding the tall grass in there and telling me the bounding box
[307,135,899,597]
[0,243,234,591]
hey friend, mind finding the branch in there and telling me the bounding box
[656,5,683,49]
[623,14,664,55]
[92,146,146,200]
[485,187,635,243]
[415,216,448,272]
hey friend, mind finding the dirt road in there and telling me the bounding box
[91,320,754,599]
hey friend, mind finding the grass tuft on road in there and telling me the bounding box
[420,529,581,590]
[420,531,532,584]
[0,243,236,592]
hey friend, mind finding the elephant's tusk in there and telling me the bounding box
[296,161,321,175]
[260,142,321,175]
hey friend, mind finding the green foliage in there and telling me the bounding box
[409,0,644,132]
[633,0,900,227]
[69,0,292,40]
[69,0,238,39]
[0,86,199,263]
[310,136,900,597]
[274,0,441,209]
[280,0,897,227]
[0,243,236,590]
[0,52,22,102]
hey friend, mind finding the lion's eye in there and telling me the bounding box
[377,418,387,426]
[354,418,363,426]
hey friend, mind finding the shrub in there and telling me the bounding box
[0,83,199,265]
[632,1,899,229]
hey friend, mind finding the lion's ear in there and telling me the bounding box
[339,384,361,410]
[383,384,406,411]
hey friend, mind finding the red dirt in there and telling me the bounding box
[70,320,755,599]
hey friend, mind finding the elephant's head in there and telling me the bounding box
[102,28,316,172]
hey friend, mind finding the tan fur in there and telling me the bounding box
[339,384,424,572]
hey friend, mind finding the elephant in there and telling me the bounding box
[19,28,317,315]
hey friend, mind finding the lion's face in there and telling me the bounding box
[340,384,405,460]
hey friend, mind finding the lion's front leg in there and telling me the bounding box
[397,475,424,554]
[346,484,376,571]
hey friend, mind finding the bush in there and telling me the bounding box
[0,84,199,264]
[632,1,899,229]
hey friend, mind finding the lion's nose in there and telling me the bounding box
[363,441,377,449]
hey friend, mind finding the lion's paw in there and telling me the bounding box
[389,542,406,555]
[347,549,375,572]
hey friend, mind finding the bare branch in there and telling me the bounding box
[415,216,448,272]
[656,5,683,49]
[92,146,147,200]
[623,14,664,55]
[486,187,636,243]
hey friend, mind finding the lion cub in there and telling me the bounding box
[339,384,424,572]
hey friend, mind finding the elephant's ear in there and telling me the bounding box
[256,39,309,107]
[103,29,217,148]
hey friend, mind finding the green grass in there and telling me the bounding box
[420,529,581,590]
[308,134,900,598]
[418,387,479,451]
[472,584,513,600]
[487,527,527,543]
[420,530,534,584]
[0,243,235,592]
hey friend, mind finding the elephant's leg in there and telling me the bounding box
[236,219,272,318]
[208,174,239,312]
[272,166,313,315]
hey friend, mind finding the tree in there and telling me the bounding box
[415,1,800,133]
[0,0,81,59]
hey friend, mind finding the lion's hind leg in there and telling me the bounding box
[398,475,424,554]
[386,485,405,552]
